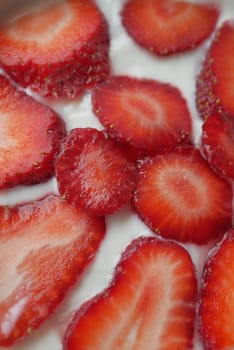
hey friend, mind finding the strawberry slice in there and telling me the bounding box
[196,20,234,119]
[55,128,136,216]
[64,236,197,350]
[201,112,234,180]
[199,229,234,349]
[0,74,65,189]
[92,76,192,154]
[133,146,232,244]
[121,0,219,56]
[0,194,105,346]
[0,0,110,99]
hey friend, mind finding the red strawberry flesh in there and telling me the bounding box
[0,0,110,98]
[92,76,192,154]
[199,229,234,349]
[64,236,197,350]
[201,112,234,180]
[196,20,234,119]
[0,74,65,189]
[0,194,105,346]
[121,0,219,56]
[133,146,233,244]
[55,128,136,216]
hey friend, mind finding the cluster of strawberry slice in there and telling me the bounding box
[197,20,234,181]
[0,0,111,346]
[0,0,233,349]
[195,19,234,350]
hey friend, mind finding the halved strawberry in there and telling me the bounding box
[196,20,234,119]
[121,0,219,56]
[0,194,105,346]
[201,112,234,180]
[92,76,192,154]
[0,0,110,99]
[0,74,65,189]
[133,146,232,244]
[199,229,234,349]
[64,236,197,350]
[55,128,136,216]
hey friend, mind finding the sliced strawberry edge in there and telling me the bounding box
[201,112,234,180]
[0,0,110,98]
[0,74,66,189]
[55,128,136,216]
[5,17,110,99]
[199,229,234,349]
[133,146,233,244]
[196,20,234,119]
[0,194,106,346]
[63,236,197,350]
[92,75,192,154]
[121,0,219,56]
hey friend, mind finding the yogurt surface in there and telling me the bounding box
[0,1,233,349]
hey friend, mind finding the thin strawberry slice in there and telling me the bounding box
[196,20,234,119]
[201,112,234,180]
[0,74,65,189]
[0,0,110,99]
[0,194,105,346]
[133,146,232,244]
[121,0,219,56]
[55,128,136,216]
[64,236,197,350]
[92,76,192,154]
[199,229,234,349]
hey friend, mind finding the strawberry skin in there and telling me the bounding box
[196,20,234,119]
[201,112,234,180]
[55,128,136,216]
[0,0,110,99]
[64,236,197,350]
[0,194,105,346]
[199,229,234,349]
[92,76,192,154]
[121,0,219,56]
[0,74,65,189]
[133,146,232,244]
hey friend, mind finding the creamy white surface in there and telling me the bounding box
[0,1,233,349]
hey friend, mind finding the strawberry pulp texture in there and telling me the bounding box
[0,74,65,189]
[196,20,234,119]
[92,76,192,155]
[0,194,105,346]
[0,0,110,98]
[55,128,136,216]
[121,0,219,56]
[64,236,197,350]
[201,112,234,180]
[199,229,234,349]
[134,146,233,244]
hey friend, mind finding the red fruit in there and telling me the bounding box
[64,236,197,350]
[0,74,65,189]
[201,112,234,180]
[199,229,234,349]
[0,194,105,346]
[121,0,219,56]
[0,0,110,99]
[92,76,192,154]
[196,20,234,119]
[133,146,232,244]
[55,128,136,216]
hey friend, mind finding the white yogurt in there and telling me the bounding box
[0,1,233,349]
